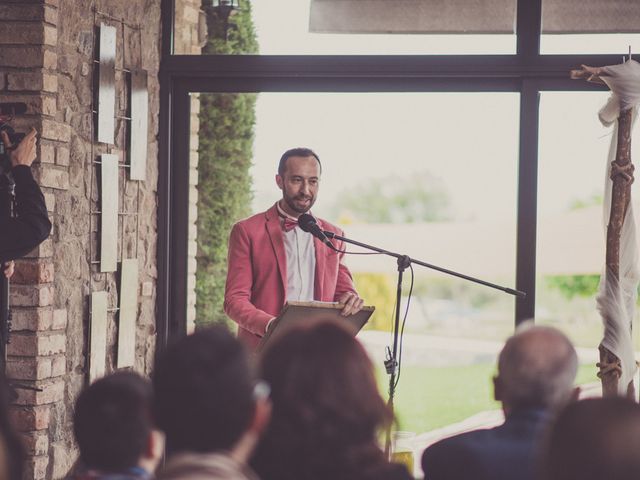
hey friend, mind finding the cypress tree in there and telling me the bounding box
[196,2,258,327]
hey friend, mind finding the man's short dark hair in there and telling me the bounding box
[277,147,322,176]
[153,326,255,454]
[73,372,153,473]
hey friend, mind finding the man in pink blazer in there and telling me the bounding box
[224,148,363,349]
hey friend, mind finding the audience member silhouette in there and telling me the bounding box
[153,326,270,480]
[251,319,412,480]
[542,397,640,480]
[422,324,578,480]
[72,371,164,480]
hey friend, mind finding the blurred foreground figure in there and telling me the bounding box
[422,324,578,480]
[252,319,412,480]
[542,397,640,480]
[154,327,270,480]
[72,372,164,480]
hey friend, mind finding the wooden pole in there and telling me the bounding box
[598,108,635,397]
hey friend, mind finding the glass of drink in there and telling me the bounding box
[391,431,416,476]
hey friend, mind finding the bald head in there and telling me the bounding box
[495,324,577,412]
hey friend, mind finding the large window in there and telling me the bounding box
[160,0,640,473]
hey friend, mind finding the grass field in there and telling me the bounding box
[376,363,599,433]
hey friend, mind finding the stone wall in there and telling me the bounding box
[0,0,198,477]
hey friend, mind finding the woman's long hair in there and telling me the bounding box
[252,319,393,480]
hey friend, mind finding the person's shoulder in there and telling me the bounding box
[233,207,273,229]
[423,427,499,461]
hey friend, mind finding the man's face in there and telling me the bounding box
[276,155,321,217]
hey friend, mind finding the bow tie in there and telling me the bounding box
[282,217,298,232]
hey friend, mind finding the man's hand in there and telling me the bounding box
[337,291,364,316]
[3,261,14,279]
[1,127,37,168]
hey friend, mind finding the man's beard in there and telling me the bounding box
[284,191,315,214]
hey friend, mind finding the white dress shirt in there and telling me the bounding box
[277,203,316,302]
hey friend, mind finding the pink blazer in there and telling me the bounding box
[224,204,357,349]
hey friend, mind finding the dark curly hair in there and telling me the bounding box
[252,319,395,480]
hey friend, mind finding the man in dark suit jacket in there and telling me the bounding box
[421,324,578,480]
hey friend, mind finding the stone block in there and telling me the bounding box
[10,284,54,307]
[43,49,56,69]
[56,146,69,166]
[51,355,65,376]
[37,332,66,355]
[189,166,198,186]
[0,5,45,22]
[14,378,65,406]
[6,70,57,93]
[52,309,67,330]
[10,307,53,331]
[0,22,45,45]
[0,46,44,68]
[12,259,54,284]
[23,454,48,480]
[39,143,55,164]
[41,118,69,142]
[52,441,76,479]
[6,333,38,356]
[43,24,57,46]
[37,167,69,190]
[10,405,51,431]
[6,356,52,381]
[20,431,49,456]
[0,93,54,116]
[23,239,53,259]
[141,282,153,297]
[43,191,55,212]
[188,239,197,256]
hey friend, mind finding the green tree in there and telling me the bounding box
[545,275,601,299]
[330,172,451,224]
[195,3,258,327]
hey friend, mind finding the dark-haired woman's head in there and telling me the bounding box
[253,319,392,480]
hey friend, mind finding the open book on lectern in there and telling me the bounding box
[258,301,375,351]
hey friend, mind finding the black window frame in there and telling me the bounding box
[157,0,614,346]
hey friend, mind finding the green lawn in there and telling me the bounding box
[376,363,599,433]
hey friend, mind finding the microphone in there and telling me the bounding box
[298,213,336,251]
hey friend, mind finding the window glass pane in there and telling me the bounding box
[190,92,519,470]
[536,92,640,373]
[174,0,516,55]
[541,34,640,55]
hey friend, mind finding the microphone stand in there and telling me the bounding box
[323,230,526,457]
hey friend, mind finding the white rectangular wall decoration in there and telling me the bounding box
[129,70,149,180]
[89,291,108,382]
[117,258,138,368]
[97,23,116,144]
[100,154,118,272]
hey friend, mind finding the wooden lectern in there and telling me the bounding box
[258,301,375,351]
